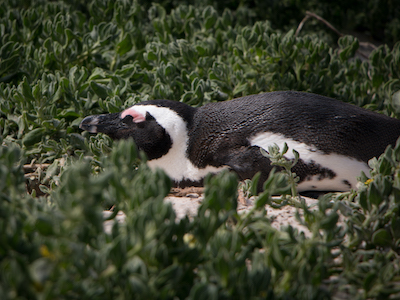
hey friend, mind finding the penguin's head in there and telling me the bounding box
[79,100,195,161]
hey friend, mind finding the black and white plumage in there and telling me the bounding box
[79,91,400,192]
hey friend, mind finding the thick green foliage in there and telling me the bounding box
[0,140,322,299]
[2,139,399,299]
[1,0,400,299]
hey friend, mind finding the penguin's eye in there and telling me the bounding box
[122,115,146,129]
[122,115,134,124]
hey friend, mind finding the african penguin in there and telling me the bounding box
[79,91,400,192]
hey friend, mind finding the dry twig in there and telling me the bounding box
[295,11,377,59]
[296,11,343,37]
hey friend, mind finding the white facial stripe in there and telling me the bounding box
[129,105,227,182]
[250,132,370,191]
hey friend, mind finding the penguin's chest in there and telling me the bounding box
[249,131,370,191]
[146,133,227,183]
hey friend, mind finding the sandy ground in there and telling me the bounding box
[103,193,320,237]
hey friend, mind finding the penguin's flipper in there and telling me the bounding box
[221,146,275,191]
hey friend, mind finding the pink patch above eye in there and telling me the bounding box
[121,108,146,123]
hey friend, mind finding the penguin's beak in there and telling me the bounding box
[79,113,128,139]
[79,115,100,133]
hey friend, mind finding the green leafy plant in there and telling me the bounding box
[261,143,300,198]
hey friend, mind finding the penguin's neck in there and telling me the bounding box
[140,105,225,182]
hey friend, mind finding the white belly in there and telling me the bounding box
[250,132,370,191]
